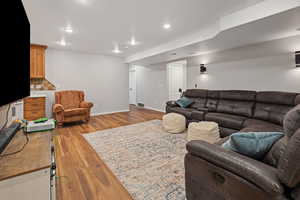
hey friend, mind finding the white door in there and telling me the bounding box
[129,69,137,105]
[167,60,187,101]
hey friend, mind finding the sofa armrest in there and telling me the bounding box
[166,101,178,107]
[186,140,283,195]
[80,101,94,109]
[53,104,64,113]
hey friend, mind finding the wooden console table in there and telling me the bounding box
[0,130,56,200]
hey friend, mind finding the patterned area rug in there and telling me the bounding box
[83,120,187,200]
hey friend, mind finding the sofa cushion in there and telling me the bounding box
[263,136,288,167]
[176,97,194,108]
[253,103,292,125]
[57,90,84,109]
[219,90,256,101]
[217,100,254,117]
[219,127,239,137]
[222,132,284,160]
[256,91,298,106]
[206,99,218,111]
[168,107,195,119]
[242,119,283,132]
[205,112,247,130]
[191,110,205,121]
[64,108,88,117]
[189,98,206,109]
[184,89,207,98]
[283,104,300,138]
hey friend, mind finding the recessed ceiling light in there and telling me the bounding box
[64,26,73,33]
[112,46,122,54]
[56,39,69,46]
[163,23,171,30]
[129,37,140,46]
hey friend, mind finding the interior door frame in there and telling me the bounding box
[167,60,187,101]
[129,66,137,105]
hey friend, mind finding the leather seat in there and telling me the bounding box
[64,108,88,117]
[205,112,247,130]
[191,110,205,121]
[241,119,283,132]
[168,107,194,119]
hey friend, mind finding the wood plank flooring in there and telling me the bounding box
[54,105,164,200]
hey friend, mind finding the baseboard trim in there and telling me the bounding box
[144,106,165,113]
[91,109,130,116]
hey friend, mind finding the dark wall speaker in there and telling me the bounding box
[296,51,300,67]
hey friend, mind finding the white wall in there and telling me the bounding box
[135,65,168,112]
[0,105,13,130]
[45,49,129,116]
[187,53,300,92]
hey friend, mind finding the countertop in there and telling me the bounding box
[0,130,52,181]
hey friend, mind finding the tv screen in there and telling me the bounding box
[1,0,30,107]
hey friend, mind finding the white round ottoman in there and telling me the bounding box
[187,121,220,143]
[162,113,186,134]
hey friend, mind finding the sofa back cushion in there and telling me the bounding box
[184,89,208,109]
[216,91,256,117]
[205,90,220,111]
[184,89,207,98]
[55,90,84,109]
[254,92,298,125]
[217,100,255,117]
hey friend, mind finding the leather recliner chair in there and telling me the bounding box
[185,104,300,200]
[53,90,93,126]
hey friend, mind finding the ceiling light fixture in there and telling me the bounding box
[56,39,69,46]
[64,26,73,33]
[112,45,122,54]
[163,23,171,30]
[129,37,140,46]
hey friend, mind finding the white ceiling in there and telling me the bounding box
[23,0,264,56]
[133,6,300,65]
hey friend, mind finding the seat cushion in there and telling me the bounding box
[253,103,292,125]
[64,108,88,117]
[191,110,205,121]
[168,107,195,119]
[217,100,255,117]
[242,119,283,132]
[205,112,247,130]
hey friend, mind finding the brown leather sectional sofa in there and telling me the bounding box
[166,89,300,137]
[166,89,300,200]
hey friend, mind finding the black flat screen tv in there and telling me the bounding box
[1,0,30,107]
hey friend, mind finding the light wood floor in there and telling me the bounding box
[54,105,164,200]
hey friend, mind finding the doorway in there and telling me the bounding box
[167,60,187,101]
[129,66,137,105]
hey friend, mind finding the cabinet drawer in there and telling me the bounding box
[24,97,45,104]
[24,110,45,121]
[24,97,45,111]
[24,103,45,111]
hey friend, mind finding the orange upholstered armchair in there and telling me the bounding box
[53,90,93,126]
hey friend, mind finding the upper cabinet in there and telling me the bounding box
[30,44,47,79]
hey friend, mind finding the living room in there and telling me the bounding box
[1,0,300,200]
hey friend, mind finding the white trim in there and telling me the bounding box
[144,106,165,113]
[91,109,130,116]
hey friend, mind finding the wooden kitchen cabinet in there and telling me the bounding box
[30,44,47,79]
